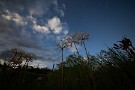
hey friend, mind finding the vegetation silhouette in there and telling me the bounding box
[0,35,135,90]
[57,39,69,90]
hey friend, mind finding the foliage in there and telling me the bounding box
[0,36,135,90]
[0,48,37,68]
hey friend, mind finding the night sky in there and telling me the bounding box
[0,0,135,68]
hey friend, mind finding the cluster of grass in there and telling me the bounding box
[49,47,135,90]
[0,64,51,90]
[0,36,135,90]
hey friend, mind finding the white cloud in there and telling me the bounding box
[27,15,37,24]
[33,24,50,34]
[1,14,12,20]
[28,15,67,35]
[32,16,68,35]
[2,10,27,25]
[12,13,27,25]
[48,17,62,34]
[68,44,80,53]
[63,30,68,35]
[29,60,47,68]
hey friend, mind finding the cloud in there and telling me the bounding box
[62,4,66,9]
[33,24,50,34]
[0,13,43,50]
[27,15,37,24]
[28,3,45,16]
[1,14,12,20]
[63,30,69,35]
[0,22,41,50]
[0,0,68,68]
[0,0,64,16]
[11,13,27,25]
[48,17,62,34]
[68,44,80,53]
[27,0,64,16]
[32,16,67,35]
[2,10,27,25]
[0,0,68,35]
[29,60,47,68]
[69,47,77,53]
[52,0,65,17]
[59,10,65,17]
[31,16,65,35]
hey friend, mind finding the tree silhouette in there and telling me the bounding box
[0,48,37,68]
[23,53,37,66]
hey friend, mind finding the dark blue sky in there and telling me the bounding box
[0,0,135,68]
[60,0,135,54]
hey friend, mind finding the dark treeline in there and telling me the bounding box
[0,33,135,90]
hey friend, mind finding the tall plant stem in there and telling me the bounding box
[61,48,64,90]
[73,42,91,89]
[83,42,95,90]
[73,42,80,56]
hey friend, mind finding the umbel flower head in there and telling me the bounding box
[66,32,90,46]
[77,32,89,45]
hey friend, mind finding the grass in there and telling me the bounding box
[0,37,135,90]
